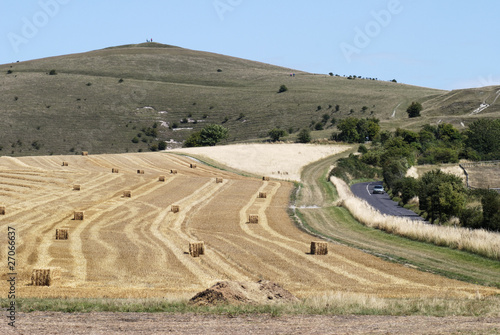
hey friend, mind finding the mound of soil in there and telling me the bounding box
[190,280,298,305]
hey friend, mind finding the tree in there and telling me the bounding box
[336,117,359,143]
[382,158,409,191]
[481,191,500,231]
[184,132,202,148]
[278,84,288,93]
[268,128,287,142]
[184,124,228,147]
[418,170,466,224]
[406,102,423,118]
[465,119,500,160]
[297,129,311,143]
[393,177,420,204]
[157,141,167,151]
[314,122,324,131]
[321,113,330,124]
[200,124,229,146]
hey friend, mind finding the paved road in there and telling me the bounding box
[351,181,424,220]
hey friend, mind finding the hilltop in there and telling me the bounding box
[0,42,499,156]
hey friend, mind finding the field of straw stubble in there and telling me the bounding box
[0,150,498,300]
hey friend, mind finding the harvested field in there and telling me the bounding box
[0,151,498,300]
[171,143,351,181]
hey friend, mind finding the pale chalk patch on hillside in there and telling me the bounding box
[171,143,351,181]
[406,165,466,183]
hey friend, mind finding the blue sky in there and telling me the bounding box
[1,0,499,90]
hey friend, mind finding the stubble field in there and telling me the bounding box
[0,150,498,301]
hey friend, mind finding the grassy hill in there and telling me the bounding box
[0,42,498,156]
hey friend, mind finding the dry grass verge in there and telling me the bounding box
[2,295,500,317]
[330,176,500,260]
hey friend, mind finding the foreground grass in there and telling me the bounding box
[2,295,499,317]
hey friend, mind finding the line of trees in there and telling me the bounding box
[330,119,500,231]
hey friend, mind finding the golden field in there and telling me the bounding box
[0,149,498,300]
[171,143,352,181]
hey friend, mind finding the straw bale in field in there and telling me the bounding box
[159,175,166,182]
[170,169,178,174]
[310,241,328,255]
[190,163,197,169]
[123,190,131,198]
[258,192,267,199]
[112,168,119,173]
[0,206,5,215]
[55,228,69,240]
[73,185,81,191]
[216,177,223,183]
[31,268,61,286]
[82,151,88,156]
[262,176,270,181]
[62,162,68,166]
[171,205,180,213]
[189,241,205,257]
[74,211,84,220]
[137,170,145,174]
[249,215,259,224]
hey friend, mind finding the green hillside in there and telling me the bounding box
[0,42,498,155]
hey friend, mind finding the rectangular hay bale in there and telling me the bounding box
[31,268,61,286]
[112,168,119,173]
[73,185,81,191]
[258,192,267,198]
[189,241,205,257]
[55,228,69,240]
[262,176,270,181]
[62,162,69,166]
[249,214,259,224]
[82,151,88,156]
[137,170,145,174]
[216,177,223,183]
[159,175,166,182]
[310,241,328,255]
[74,211,84,220]
[171,205,180,213]
[190,163,197,169]
[0,206,5,215]
[170,169,178,174]
[123,190,131,198]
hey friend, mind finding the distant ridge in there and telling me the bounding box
[0,42,498,156]
[105,42,182,49]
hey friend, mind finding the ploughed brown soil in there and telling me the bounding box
[2,313,499,335]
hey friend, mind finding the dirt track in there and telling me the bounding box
[2,312,499,335]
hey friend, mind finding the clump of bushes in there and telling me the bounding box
[278,84,288,93]
[329,154,381,183]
